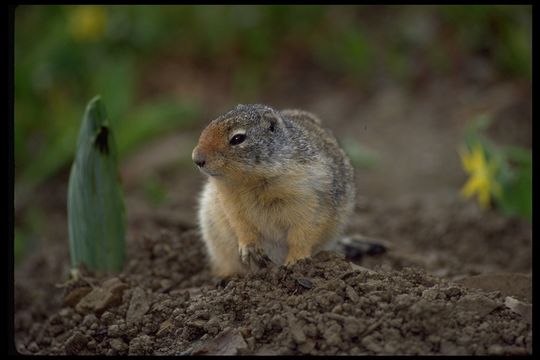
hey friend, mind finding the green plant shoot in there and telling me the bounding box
[68,96,126,272]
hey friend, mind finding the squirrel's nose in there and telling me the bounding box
[192,148,206,168]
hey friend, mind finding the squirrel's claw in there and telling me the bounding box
[239,243,272,271]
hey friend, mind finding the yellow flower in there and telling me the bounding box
[459,144,502,208]
[69,6,107,42]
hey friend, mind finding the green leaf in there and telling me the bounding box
[68,96,126,272]
[497,152,532,221]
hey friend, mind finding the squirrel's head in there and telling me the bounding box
[192,104,287,180]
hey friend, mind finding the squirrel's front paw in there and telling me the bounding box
[239,243,272,271]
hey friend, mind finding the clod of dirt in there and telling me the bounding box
[126,287,150,325]
[454,273,532,303]
[63,287,92,307]
[504,296,532,325]
[75,278,127,315]
[109,338,128,354]
[128,335,154,355]
[64,331,89,355]
[454,294,501,319]
[287,311,307,345]
[191,328,248,355]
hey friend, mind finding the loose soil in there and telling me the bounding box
[14,192,532,355]
[13,55,532,355]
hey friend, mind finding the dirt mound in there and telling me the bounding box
[14,200,532,355]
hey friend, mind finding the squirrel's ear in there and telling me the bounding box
[262,110,281,132]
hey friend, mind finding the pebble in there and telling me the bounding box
[128,335,153,355]
[82,314,98,327]
[107,324,122,337]
[345,286,360,303]
[487,344,504,355]
[76,278,127,315]
[27,342,39,353]
[323,324,342,346]
[64,332,88,355]
[126,287,150,325]
[110,338,128,353]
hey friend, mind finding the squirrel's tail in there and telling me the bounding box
[334,233,390,262]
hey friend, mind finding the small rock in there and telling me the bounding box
[156,318,174,337]
[504,296,532,324]
[107,324,123,337]
[245,336,255,349]
[87,340,96,350]
[478,321,490,331]
[126,287,150,325]
[82,314,98,328]
[103,277,128,292]
[297,340,315,354]
[444,286,462,298]
[422,288,439,301]
[487,344,504,355]
[254,344,282,355]
[362,335,382,353]
[350,262,377,274]
[110,338,128,353]
[440,340,467,355]
[159,279,173,292]
[64,332,88,355]
[64,287,92,307]
[296,277,313,289]
[128,335,154,355]
[455,273,532,303]
[343,318,364,336]
[427,335,440,344]
[191,328,248,355]
[100,311,115,324]
[76,278,127,315]
[345,285,360,303]
[27,342,39,353]
[383,342,396,354]
[59,308,72,317]
[287,313,306,344]
[323,324,342,346]
[505,346,529,355]
[455,294,501,318]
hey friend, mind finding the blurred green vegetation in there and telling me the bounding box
[14,5,532,262]
[342,137,379,170]
[143,175,169,207]
[459,115,532,221]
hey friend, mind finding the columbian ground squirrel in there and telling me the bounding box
[192,104,355,277]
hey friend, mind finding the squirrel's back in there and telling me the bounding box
[279,108,355,209]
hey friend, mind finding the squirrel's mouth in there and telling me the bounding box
[198,167,222,177]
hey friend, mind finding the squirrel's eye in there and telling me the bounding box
[229,133,246,145]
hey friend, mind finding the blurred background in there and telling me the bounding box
[14,5,532,264]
